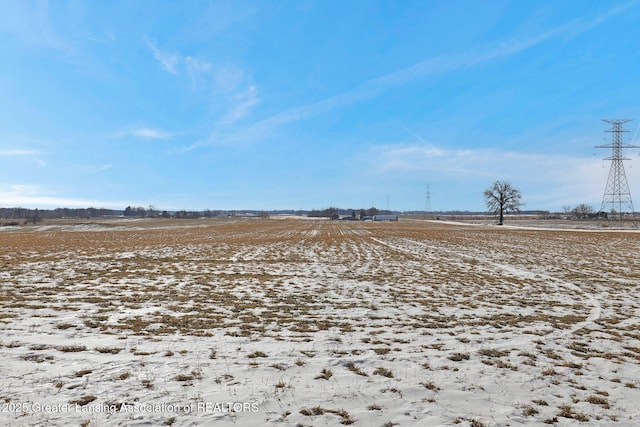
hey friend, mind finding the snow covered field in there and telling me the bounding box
[1,218,639,426]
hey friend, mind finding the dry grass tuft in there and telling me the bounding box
[247,351,268,358]
[175,369,203,382]
[345,362,368,377]
[448,352,470,362]
[421,381,439,390]
[373,367,394,378]
[315,368,333,380]
[74,369,92,377]
[585,395,610,409]
[57,345,86,352]
[478,348,510,358]
[95,346,122,354]
[557,404,589,421]
[69,395,97,406]
[299,406,355,424]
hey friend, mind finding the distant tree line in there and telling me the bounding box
[562,204,607,219]
[307,207,393,218]
[3,201,607,226]
[0,206,232,223]
[0,207,315,224]
[1,207,120,223]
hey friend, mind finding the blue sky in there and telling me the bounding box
[2,0,640,212]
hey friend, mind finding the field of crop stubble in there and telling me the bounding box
[1,218,639,426]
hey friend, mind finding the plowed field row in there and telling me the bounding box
[1,219,638,426]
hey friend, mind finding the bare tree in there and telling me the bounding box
[572,203,594,219]
[484,181,522,225]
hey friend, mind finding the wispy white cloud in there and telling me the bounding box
[218,3,628,144]
[180,87,363,151]
[0,148,46,167]
[373,143,485,178]
[368,4,630,90]
[145,38,216,83]
[0,183,126,209]
[213,64,245,93]
[186,56,210,72]
[185,56,212,88]
[245,35,551,133]
[368,140,640,210]
[560,0,636,39]
[131,128,171,139]
[112,127,171,140]
[393,121,430,144]
[74,164,113,174]
[143,40,258,129]
[144,36,179,74]
[219,85,259,125]
[184,40,539,151]
[0,149,40,156]
[3,184,40,195]
[250,85,375,133]
[0,1,73,53]
[187,60,259,123]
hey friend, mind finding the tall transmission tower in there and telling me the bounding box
[425,184,432,213]
[596,119,639,218]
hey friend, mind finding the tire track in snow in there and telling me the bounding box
[368,236,602,342]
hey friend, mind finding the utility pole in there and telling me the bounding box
[596,119,639,219]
